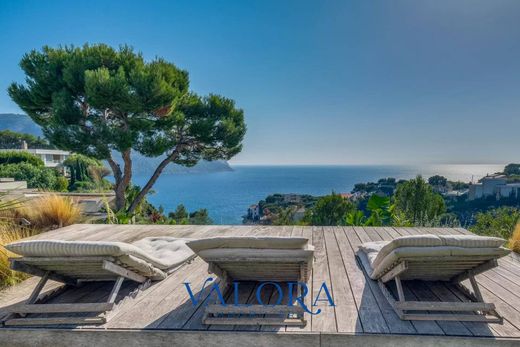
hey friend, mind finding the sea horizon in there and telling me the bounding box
[136,163,505,225]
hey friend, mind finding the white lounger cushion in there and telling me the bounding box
[6,237,195,271]
[187,236,314,282]
[357,234,510,280]
[186,236,311,252]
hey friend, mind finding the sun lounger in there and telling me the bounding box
[356,234,510,323]
[186,236,314,326]
[3,237,195,326]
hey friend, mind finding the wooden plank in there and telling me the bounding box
[309,226,336,332]
[395,301,495,312]
[353,226,372,243]
[324,227,361,333]
[4,316,105,326]
[286,226,313,332]
[259,225,294,333]
[10,261,78,286]
[207,282,254,331]
[102,261,146,283]
[26,272,49,304]
[429,282,496,337]
[401,313,501,322]
[381,262,407,283]
[338,227,395,334]
[373,227,393,241]
[4,302,114,314]
[382,227,401,239]
[104,257,208,328]
[204,317,305,326]
[407,281,472,336]
[363,227,384,241]
[464,280,520,337]
[107,277,124,304]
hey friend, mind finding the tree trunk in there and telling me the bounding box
[107,150,132,212]
[126,150,178,214]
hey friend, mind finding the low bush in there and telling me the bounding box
[0,162,65,191]
[0,223,37,287]
[470,207,520,240]
[509,223,520,254]
[0,150,44,167]
[19,194,81,230]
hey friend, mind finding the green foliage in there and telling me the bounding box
[504,163,520,176]
[309,193,354,226]
[449,181,469,190]
[0,162,64,191]
[169,204,189,223]
[64,153,110,191]
[0,151,44,167]
[9,44,246,213]
[0,129,53,149]
[344,210,366,226]
[428,175,448,187]
[189,209,213,225]
[393,175,446,226]
[470,207,520,240]
[168,204,213,225]
[273,207,295,226]
[54,175,69,192]
[365,195,392,226]
[352,177,398,195]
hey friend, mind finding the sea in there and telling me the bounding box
[133,164,504,225]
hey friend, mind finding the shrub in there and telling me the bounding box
[308,193,354,226]
[470,207,520,240]
[54,175,69,192]
[509,223,520,253]
[0,162,65,191]
[0,223,37,287]
[19,195,81,230]
[64,154,111,192]
[0,150,44,167]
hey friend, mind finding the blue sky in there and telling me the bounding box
[1,0,519,165]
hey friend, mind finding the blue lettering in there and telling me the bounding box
[312,283,335,308]
[256,282,283,306]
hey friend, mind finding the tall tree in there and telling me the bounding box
[393,175,446,226]
[0,130,53,149]
[428,175,448,187]
[9,44,246,213]
[309,193,354,226]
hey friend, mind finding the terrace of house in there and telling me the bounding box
[1,224,520,347]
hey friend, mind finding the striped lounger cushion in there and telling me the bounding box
[357,234,510,280]
[6,237,196,280]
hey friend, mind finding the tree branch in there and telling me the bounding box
[126,146,182,214]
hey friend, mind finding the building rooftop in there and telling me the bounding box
[0,225,519,346]
[0,148,71,155]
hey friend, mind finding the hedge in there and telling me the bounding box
[0,151,44,167]
[0,162,67,191]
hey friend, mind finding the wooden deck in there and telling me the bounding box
[1,225,520,347]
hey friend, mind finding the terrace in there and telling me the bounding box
[0,225,519,346]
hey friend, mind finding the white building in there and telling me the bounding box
[0,141,71,174]
[247,204,260,221]
[23,148,71,168]
[468,174,520,200]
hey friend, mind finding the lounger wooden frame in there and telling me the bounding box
[2,257,150,326]
[202,261,308,327]
[376,258,503,323]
